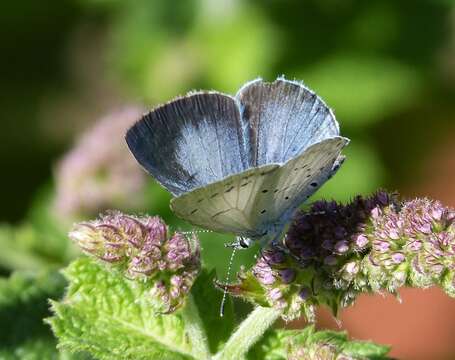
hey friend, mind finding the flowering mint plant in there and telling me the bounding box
[44,191,455,359]
[222,191,455,322]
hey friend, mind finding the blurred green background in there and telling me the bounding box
[1,0,455,358]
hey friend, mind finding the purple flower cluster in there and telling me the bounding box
[70,211,200,313]
[54,107,147,220]
[228,191,455,320]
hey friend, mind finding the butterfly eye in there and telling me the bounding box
[239,237,250,248]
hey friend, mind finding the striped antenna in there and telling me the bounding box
[179,229,213,235]
[220,246,237,317]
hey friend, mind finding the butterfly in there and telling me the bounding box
[126,77,349,248]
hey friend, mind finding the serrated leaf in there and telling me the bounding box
[0,269,70,358]
[342,340,391,359]
[191,270,235,353]
[48,257,201,360]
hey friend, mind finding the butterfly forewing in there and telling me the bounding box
[126,93,250,196]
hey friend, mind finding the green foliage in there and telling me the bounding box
[314,142,385,202]
[0,270,67,358]
[303,55,421,126]
[248,326,391,360]
[49,257,392,359]
[191,270,235,353]
[48,258,240,359]
[0,185,76,272]
[49,257,194,359]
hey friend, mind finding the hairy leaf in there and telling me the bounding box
[49,257,201,359]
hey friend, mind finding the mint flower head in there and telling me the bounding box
[54,107,147,220]
[69,211,201,313]
[224,191,455,320]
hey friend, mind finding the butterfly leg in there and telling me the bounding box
[225,236,253,249]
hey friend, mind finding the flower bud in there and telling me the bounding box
[70,211,200,313]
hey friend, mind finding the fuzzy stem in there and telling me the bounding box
[214,306,282,360]
[181,294,211,360]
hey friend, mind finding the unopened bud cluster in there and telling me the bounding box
[69,211,200,313]
[228,192,455,320]
[289,343,351,360]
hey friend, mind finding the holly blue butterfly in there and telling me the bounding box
[126,77,349,248]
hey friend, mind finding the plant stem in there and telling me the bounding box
[214,306,282,360]
[181,294,211,360]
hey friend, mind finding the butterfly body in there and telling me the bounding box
[126,78,349,247]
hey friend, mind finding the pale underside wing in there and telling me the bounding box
[170,136,349,239]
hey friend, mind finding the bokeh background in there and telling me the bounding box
[1,0,455,358]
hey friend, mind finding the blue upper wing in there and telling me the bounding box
[126,78,343,198]
[126,93,251,196]
[236,78,340,166]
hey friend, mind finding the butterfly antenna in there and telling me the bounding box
[179,229,213,235]
[220,245,237,317]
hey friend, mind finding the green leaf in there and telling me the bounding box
[342,340,391,359]
[191,270,235,353]
[248,326,391,360]
[48,257,201,360]
[0,269,69,358]
[246,329,289,360]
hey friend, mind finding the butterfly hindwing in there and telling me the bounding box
[170,164,280,237]
[265,137,349,225]
[170,137,349,238]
